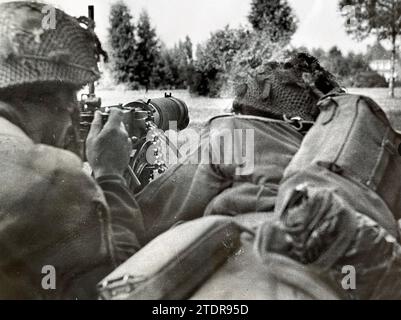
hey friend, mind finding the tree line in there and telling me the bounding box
[108,0,398,97]
[108,0,298,96]
[108,1,193,91]
[302,46,388,88]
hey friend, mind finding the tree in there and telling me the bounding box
[182,36,196,89]
[190,26,249,96]
[135,10,159,91]
[108,1,137,86]
[339,0,401,97]
[176,37,194,88]
[150,45,170,89]
[248,0,297,42]
[183,36,193,63]
[327,46,350,78]
[158,46,185,89]
[304,46,386,88]
[366,41,392,61]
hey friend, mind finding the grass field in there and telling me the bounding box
[97,87,401,131]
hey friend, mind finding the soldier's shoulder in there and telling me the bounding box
[28,144,100,193]
[29,144,104,204]
[30,144,83,175]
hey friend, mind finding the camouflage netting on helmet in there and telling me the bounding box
[0,1,106,90]
[233,53,342,122]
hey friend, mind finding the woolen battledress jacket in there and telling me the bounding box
[0,113,144,300]
[137,114,304,243]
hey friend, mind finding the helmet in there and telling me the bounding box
[0,1,106,90]
[233,53,342,122]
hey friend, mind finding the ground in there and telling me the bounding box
[95,88,401,132]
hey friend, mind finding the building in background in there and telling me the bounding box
[367,42,400,83]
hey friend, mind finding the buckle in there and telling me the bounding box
[283,115,315,134]
[283,115,304,131]
[97,274,147,300]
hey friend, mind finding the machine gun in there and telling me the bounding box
[79,94,189,192]
[79,6,189,192]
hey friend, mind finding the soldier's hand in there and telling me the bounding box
[86,109,132,179]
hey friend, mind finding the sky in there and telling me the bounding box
[1,0,376,53]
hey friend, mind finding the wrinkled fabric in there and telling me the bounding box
[258,186,401,300]
[0,117,143,299]
[333,212,401,300]
[191,232,340,300]
[232,53,341,122]
[257,94,401,299]
[137,114,303,243]
[279,94,401,235]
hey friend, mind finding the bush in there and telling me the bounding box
[189,0,298,97]
[189,26,249,97]
[351,71,388,88]
[303,47,389,89]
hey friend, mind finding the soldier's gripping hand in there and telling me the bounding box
[86,109,132,179]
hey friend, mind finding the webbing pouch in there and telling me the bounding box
[279,94,401,235]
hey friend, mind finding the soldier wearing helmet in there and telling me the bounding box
[0,2,143,299]
[136,52,342,243]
